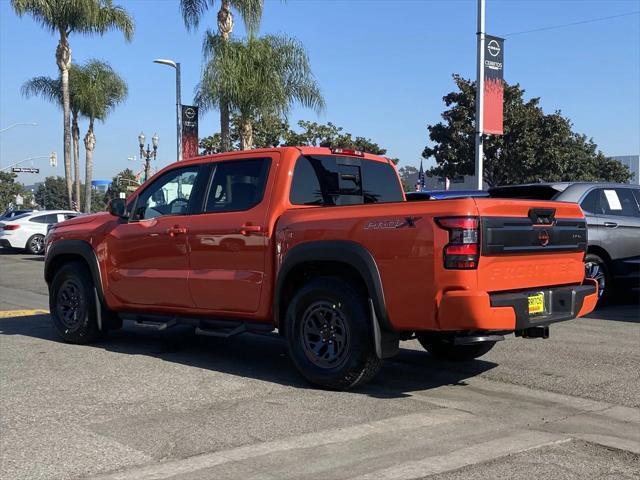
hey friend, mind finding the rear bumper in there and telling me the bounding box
[0,238,14,248]
[436,279,598,332]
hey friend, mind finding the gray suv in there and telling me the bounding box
[489,183,640,302]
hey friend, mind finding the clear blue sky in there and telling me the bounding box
[1,0,639,184]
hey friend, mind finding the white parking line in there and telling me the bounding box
[91,409,472,480]
[349,431,572,480]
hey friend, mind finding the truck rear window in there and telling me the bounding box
[290,155,403,206]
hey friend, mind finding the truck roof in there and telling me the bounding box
[181,146,394,166]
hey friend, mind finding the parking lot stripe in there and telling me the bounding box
[349,431,572,480]
[91,409,472,480]
[0,309,49,318]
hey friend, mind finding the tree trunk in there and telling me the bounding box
[84,119,96,213]
[240,119,253,150]
[56,31,73,209]
[218,0,234,151]
[72,111,81,211]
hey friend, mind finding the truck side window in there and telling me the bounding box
[131,167,201,221]
[290,156,323,205]
[205,158,270,213]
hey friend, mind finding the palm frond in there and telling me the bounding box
[21,75,62,105]
[180,0,214,30]
[230,0,263,36]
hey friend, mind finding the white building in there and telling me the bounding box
[611,155,639,185]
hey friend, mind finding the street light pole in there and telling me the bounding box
[138,132,159,182]
[154,59,182,162]
[0,122,38,133]
[1,153,55,172]
[474,0,486,190]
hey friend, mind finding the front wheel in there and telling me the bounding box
[417,335,496,361]
[50,261,102,344]
[285,277,382,390]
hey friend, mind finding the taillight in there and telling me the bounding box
[1,224,20,231]
[436,216,479,269]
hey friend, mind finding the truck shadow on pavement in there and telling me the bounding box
[0,314,497,398]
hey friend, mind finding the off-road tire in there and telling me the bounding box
[417,336,496,361]
[50,261,102,344]
[286,277,382,390]
[26,234,45,255]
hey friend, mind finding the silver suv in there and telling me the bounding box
[489,183,640,302]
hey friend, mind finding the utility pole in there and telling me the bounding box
[474,0,486,190]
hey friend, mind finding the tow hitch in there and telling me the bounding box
[517,326,550,339]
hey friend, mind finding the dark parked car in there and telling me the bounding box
[489,183,640,301]
[406,190,489,201]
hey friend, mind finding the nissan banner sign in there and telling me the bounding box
[483,35,504,135]
[181,105,199,159]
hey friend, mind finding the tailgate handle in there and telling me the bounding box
[528,208,556,225]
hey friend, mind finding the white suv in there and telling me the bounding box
[0,210,81,254]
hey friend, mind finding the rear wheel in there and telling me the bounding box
[584,253,611,304]
[285,277,382,390]
[50,261,102,344]
[417,335,496,361]
[26,234,45,255]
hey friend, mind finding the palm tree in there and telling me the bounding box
[22,66,85,209]
[196,34,324,150]
[75,60,127,213]
[179,0,264,151]
[11,0,134,209]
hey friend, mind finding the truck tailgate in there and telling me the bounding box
[475,198,587,292]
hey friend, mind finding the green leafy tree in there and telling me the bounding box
[283,120,399,163]
[11,0,134,208]
[423,75,632,186]
[0,172,28,213]
[106,168,139,202]
[199,118,398,164]
[397,165,418,192]
[75,60,128,213]
[180,0,264,151]
[34,176,68,210]
[197,34,325,150]
[22,65,87,209]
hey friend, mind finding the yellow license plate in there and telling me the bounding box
[528,292,545,315]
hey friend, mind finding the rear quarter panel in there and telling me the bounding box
[276,199,480,331]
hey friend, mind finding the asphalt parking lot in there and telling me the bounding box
[1,248,639,480]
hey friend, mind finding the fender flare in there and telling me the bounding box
[274,240,399,358]
[44,239,105,305]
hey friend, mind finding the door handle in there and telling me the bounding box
[239,224,263,236]
[167,225,188,237]
[604,222,618,228]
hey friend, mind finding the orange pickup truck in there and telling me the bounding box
[44,147,598,389]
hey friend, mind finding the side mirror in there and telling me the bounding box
[108,198,127,218]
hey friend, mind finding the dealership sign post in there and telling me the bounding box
[474,0,505,190]
[181,105,199,159]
